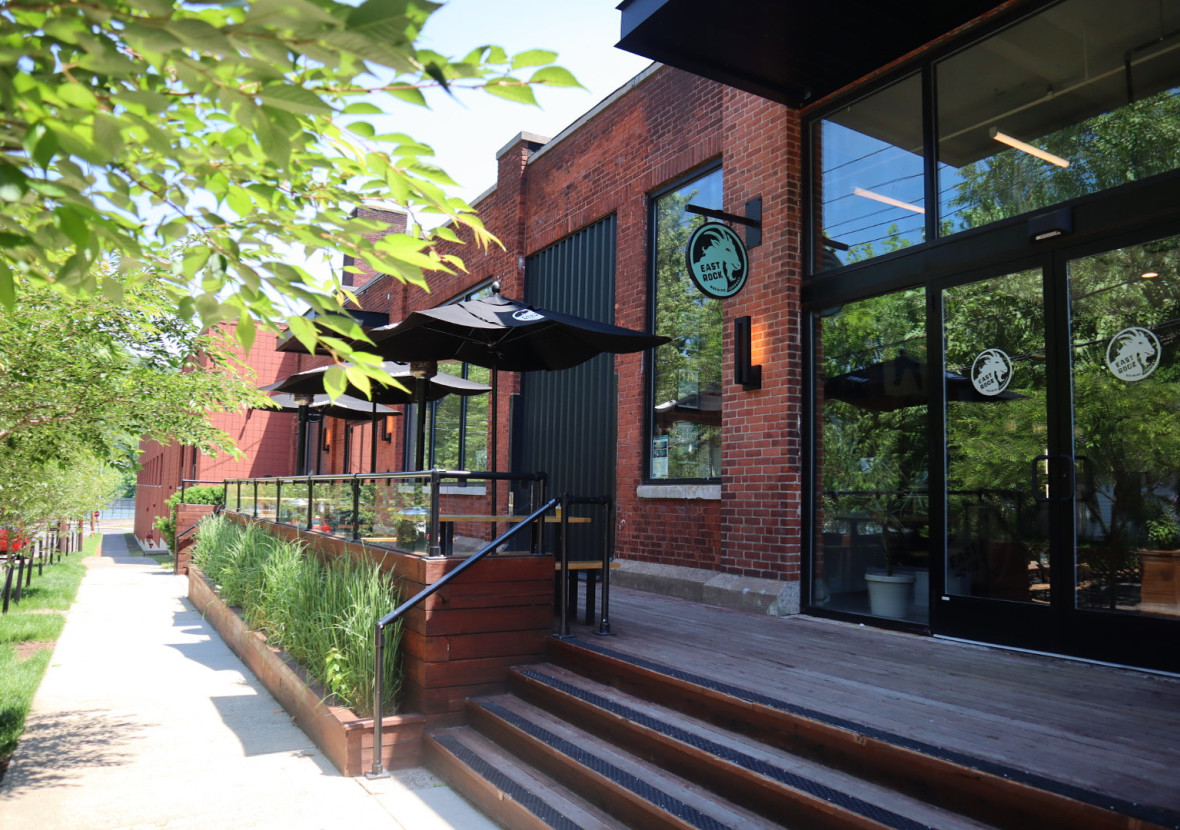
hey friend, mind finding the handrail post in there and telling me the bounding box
[368,621,388,778]
[351,475,361,542]
[428,470,442,558]
[596,499,614,636]
[252,479,259,519]
[306,477,314,530]
[276,478,283,524]
[556,494,572,639]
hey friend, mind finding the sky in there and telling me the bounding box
[372,0,652,205]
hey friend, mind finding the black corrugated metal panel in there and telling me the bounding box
[514,216,618,558]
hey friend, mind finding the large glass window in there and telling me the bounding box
[938,0,1180,234]
[813,287,930,623]
[814,74,926,269]
[811,0,1180,275]
[649,167,724,481]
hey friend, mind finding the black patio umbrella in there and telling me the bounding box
[366,285,670,507]
[824,352,1025,412]
[260,393,399,476]
[263,362,489,474]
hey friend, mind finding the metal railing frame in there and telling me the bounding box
[223,469,549,558]
[367,496,561,778]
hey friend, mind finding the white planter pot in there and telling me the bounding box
[865,571,916,619]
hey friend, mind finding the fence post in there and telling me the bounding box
[351,475,361,542]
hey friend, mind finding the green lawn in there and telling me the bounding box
[0,534,94,780]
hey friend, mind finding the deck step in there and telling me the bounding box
[547,636,1172,830]
[466,693,784,829]
[426,726,621,830]
[509,663,995,830]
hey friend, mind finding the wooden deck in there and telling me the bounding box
[561,585,1180,825]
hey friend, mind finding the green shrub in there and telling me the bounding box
[155,484,225,551]
[192,513,402,716]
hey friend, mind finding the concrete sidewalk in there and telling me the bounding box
[0,530,497,830]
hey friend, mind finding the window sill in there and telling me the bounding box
[637,484,721,500]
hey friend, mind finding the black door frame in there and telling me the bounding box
[804,172,1180,671]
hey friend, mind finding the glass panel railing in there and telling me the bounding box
[256,481,278,522]
[278,480,310,527]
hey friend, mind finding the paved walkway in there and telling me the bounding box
[0,528,497,830]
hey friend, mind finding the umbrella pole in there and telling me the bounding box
[371,401,378,474]
[415,376,428,471]
[491,370,498,517]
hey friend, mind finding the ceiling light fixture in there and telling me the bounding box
[852,187,925,214]
[990,128,1070,168]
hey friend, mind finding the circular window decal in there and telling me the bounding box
[971,348,1013,396]
[1106,326,1160,382]
[685,223,749,299]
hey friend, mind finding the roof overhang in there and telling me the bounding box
[617,0,1011,108]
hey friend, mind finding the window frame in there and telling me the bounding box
[644,162,725,486]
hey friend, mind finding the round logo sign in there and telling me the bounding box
[512,309,545,323]
[1105,326,1160,382]
[685,223,749,299]
[971,348,1013,396]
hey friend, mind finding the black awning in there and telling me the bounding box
[617,0,1012,108]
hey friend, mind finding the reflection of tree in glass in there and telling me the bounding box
[652,172,724,479]
[947,90,1180,233]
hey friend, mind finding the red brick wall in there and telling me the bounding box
[373,66,805,583]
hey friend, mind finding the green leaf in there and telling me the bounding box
[511,49,558,70]
[342,102,384,115]
[54,207,90,249]
[286,314,318,354]
[323,365,347,399]
[236,312,256,355]
[347,121,376,138]
[0,257,14,309]
[344,365,371,398]
[530,66,583,89]
[0,162,29,202]
[167,19,236,57]
[58,83,100,111]
[258,83,334,116]
[22,123,59,169]
[387,85,427,106]
[484,78,536,106]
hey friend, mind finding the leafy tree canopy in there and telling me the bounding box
[0,0,580,395]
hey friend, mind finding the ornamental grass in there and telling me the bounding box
[192,514,401,717]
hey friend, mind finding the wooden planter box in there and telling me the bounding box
[1140,549,1180,616]
[188,567,425,775]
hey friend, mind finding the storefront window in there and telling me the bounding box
[813,74,926,270]
[814,287,930,623]
[649,167,723,481]
[939,0,1180,234]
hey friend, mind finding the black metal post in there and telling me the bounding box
[253,479,259,518]
[351,475,361,542]
[428,471,442,558]
[596,499,614,636]
[276,478,283,524]
[368,622,388,778]
[556,494,572,639]
[296,403,310,475]
[307,478,315,530]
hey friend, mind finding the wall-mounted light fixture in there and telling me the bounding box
[734,316,762,391]
[381,415,395,442]
[1028,206,1073,242]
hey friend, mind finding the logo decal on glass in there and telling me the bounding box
[1105,326,1160,382]
[685,222,749,299]
[512,309,545,322]
[971,348,1013,396]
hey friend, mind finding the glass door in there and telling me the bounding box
[1068,237,1180,622]
[939,267,1060,648]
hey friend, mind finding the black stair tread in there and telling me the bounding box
[428,726,624,830]
[513,663,999,830]
[474,693,785,830]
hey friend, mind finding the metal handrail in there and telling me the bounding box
[367,496,562,779]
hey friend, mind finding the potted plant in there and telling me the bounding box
[864,513,916,619]
[1140,503,1180,614]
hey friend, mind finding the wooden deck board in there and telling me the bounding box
[563,585,1180,819]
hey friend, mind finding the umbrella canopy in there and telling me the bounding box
[262,361,490,403]
[824,352,1025,412]
[365,287,669,498]
[263,392,397,421]
[263,362,489,475]
[367,289,669,372]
